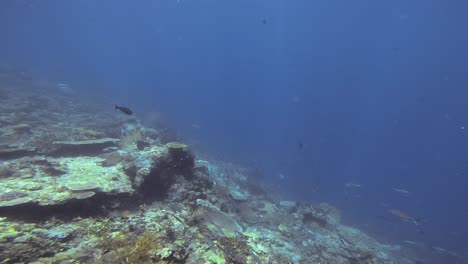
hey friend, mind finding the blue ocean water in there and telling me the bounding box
[1,0,467,259]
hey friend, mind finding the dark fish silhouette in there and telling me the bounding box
[115,105,133,115]
[298,140,304,150]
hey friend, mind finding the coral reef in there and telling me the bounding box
[0,71,465,264]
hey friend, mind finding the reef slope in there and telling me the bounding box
[0,71,456,264]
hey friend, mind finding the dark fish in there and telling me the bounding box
[298,140,304,149]
[261,18,267,24]
[115,105,133,115]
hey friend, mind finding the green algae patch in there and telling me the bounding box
[0,196,33,207]
[56,157,132,194]
[203,249,227,264]
[0,156,133,208]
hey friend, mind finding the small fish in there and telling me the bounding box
[432,246,449,253]
[388,209,420,226]
[345,182,362,188]
[392,188,411,195]
[115,105,133,115]
[298,140,304,149]
[403,240,418,245]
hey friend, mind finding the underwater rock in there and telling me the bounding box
[0,156,132,209]
[0,145,36,160]
[237,203,260,224]
[65,181,101,192]
[298,202,341,230]
[51,138,120,156]
[278,223,289,234]
[230,189,249,201]
[98,151,124,167]
[166,141,187,150]
[193,199,243,235]
[165,142,194,174]
[0,196,33,207]
[194,160,210,175]
[128,142,195,200]
[70,191,96,200]
[165,170,213,203]
[0,124,31,138]
[318,202,341,225]
[0,113,17,126]
[279,200,297,210]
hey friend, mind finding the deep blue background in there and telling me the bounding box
[1,0,468,253]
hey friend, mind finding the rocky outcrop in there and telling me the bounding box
[123,142,195,199]
[0,156,133,209]
[51,138,120,156]
[0,145,36,160]
[0,142,199,212]
[193,199,243,235]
